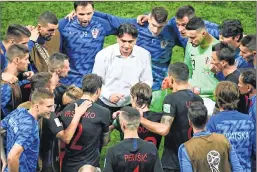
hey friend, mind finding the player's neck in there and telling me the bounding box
[222,65,237,77]
[123,130,140,139]
[174,82,189,91]
[192,126,205,134]
[4,64,19,76]
[28,108,39,120]
[200,33,213,49]
[249,89,256,99]
[81,94,96,102]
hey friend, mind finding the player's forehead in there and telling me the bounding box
[76,4,94,13]
[186,30,198,37]
[118,33,136,41]
[176,16,189,25]
[149,16,166,27]
[239,44,251,53]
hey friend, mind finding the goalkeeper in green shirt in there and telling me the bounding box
[184,16,219,99]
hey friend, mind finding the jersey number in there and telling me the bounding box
[191,59,195,70]
[144,136,157,146]
[70,124,83,150]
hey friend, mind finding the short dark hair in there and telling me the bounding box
[49,53,69,72]
[186,17,205,31]
[240,69,256,89]
[31,88,54,104]
[215,81,239,110]
[38,11,58,25]
[219,19,243,42]
[175,5,195,20]
[74,1,94,10]
[82,74,103,94]
[168,62,189,82]
[4,24,31,41]
[130,83,152,108]
[31,72,53,91]
[240,34,256,51]
[150,7,168,24]
[6,44,29,62]
[212,42,235,65]
[116,23,138,39]
[188,102,208,129]
[120,106,141,130]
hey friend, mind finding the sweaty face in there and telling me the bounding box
[176,16,190,37]
[148,16,166,36]
[187,29,205,47]
[17,53,30,72]
[39,23,58,41]
[37,98,55,119]
[76,4,94,27]
[210,51,223,72]
[117,33,137,57]
[239,44,255,62]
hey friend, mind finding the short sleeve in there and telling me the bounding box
[45,112,64,136]
[162,95,176,117]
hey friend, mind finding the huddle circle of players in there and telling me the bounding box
[0,2,256,172]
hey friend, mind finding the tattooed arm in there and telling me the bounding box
[140,115,174,136]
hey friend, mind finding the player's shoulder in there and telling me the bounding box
[58,18,70,31]
[92,103,110,114]
[139,138,158,151]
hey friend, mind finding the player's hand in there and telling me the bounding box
[137,15,148,25]
[161,77,172,90]
[109,94,124,104]
[2,73,18,84]
[65,10,76,22]
[74,100,92,116]
[112,111,121,119]
[29,26,39,42]
[23,71,34,80]
[188,84,201,95]
[209,64,217,73]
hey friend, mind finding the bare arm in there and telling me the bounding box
[56,101,92,144]
[7,144,24,172]
[140,115,174,136]
[101,132,110,147]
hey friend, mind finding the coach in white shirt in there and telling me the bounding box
[93,23,153,116]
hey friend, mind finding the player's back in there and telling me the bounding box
[104,138,162,172]
[138,111,162,149]
[162,90,203,170]
[59,99,110,172]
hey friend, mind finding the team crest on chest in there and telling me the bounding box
[91,28,99,38]
[205,56,210,65]
[160,40,168,48]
